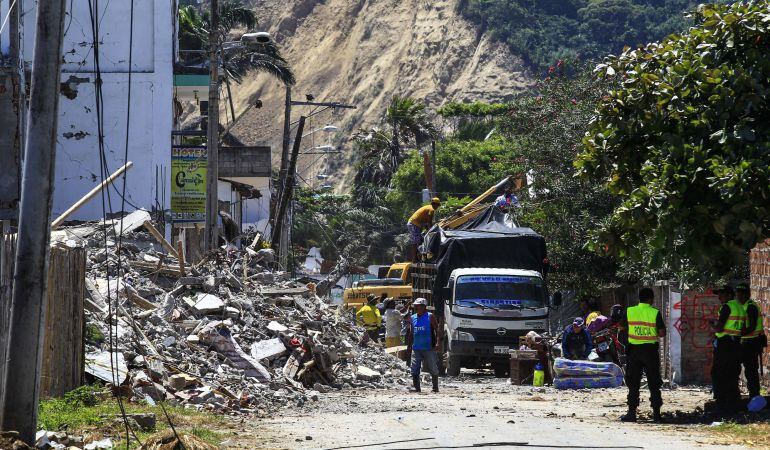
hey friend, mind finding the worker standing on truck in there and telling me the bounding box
[621,287,665,423]
[494,187,519,210]
[356,294,382,343]
[737,283,765,401]
[406,298,440,393]
[711,285,745,410]
[406,198,440,262]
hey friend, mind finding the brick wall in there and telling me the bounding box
[749,239,770,385]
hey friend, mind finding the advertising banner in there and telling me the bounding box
[171,146,207,223]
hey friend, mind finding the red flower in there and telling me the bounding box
[548,66,555,74]
[556,59,564,68]
[570,98,577,105]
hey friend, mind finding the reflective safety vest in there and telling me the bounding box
[627,302,660,345]
[742,299,765,340]
[715,299,746,338]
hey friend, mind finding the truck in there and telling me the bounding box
[415,198,561,377]
[342,262,413,309]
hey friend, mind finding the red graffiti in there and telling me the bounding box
[677,291,720,383]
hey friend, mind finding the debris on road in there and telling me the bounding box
[60,214,408,416]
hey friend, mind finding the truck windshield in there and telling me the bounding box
[455,275,545,310]
[388,269,403,280]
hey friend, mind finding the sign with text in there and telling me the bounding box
[171,147,207,223]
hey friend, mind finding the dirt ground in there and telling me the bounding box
[215,372,753,450]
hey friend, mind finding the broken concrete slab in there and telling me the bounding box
[192,293,225,314]
[266,321,288,333]
[355,366,381,381]
[250,338,287,361]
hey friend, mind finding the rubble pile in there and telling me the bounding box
[56,211,409,415]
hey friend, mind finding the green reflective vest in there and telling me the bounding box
[715,299,746,338]
[627,303,660,345]
[742,299,765,340]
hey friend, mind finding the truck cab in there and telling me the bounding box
[443,268,549,376]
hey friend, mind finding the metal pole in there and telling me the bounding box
[204,0,220,252]
[0,0,66,442]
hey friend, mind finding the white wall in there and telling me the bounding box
[21,0,174,220]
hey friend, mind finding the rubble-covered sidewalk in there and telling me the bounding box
[57,211,409,416]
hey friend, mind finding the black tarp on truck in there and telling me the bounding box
[424,206,547,315]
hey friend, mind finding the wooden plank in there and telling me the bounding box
[142,220,179,258]
[130,260,182,277]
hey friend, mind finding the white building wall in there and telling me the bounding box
[21,0,174,220]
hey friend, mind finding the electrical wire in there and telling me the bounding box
[86,1,141,448]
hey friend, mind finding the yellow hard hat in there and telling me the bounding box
[431,197,441,205]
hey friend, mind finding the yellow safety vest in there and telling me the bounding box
[715,299,746,338]
[356,305,381,331]
[627,303,660,345]
[742,299,765,340]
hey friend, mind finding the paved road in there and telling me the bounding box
[235,376,745,450]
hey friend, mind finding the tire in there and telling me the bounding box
[446,352,462,376]
[493,361,509,378]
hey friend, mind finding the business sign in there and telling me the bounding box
[171,147,207,223]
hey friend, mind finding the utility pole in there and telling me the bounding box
[272,85,291,225]
[204,0,220,252]
[0,0,67,443]
[272,116,305,256]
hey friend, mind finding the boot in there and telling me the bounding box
[652,407,663,423]
[620,408,637,422]
[432,375,439,393]
[411,374,421,393]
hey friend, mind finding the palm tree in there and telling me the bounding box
[178,1,295,86]
[386,96,436,170]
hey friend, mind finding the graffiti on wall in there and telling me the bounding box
[672,290,720,384]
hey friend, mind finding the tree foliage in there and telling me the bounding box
[460,0,704,69]
[577,1,770,279]
[177,1,294,85]
[497,64,621,293]
[388,138,518,221]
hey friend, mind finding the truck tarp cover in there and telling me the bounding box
[425,206,546,311]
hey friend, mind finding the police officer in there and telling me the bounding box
[737,283,766,400]
[621,287,665,422]
[711,285,746,409]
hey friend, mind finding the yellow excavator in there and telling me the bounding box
[342,262,414,309]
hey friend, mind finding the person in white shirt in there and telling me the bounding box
[383,299,403,348]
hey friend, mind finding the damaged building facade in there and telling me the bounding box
[1,1,175,221]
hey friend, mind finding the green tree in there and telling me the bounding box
[497,63,621,293]
[460,0,702,69]
[576,1,770,279]
[388,138,517,220]
[177,1,295,86]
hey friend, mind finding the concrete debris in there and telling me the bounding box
[250,338,287,361]
[63,215,408,416]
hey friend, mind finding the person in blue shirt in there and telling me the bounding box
[406,298,440,393]
[562,317,593,360]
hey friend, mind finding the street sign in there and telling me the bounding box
[171,146,207,223]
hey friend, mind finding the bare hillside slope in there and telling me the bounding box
[228,0,532,187]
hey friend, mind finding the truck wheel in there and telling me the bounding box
[446,352,461,376]
[493,361,509,378]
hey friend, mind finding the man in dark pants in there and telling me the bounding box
[737,283,766,399]
[621,287,666,422]
[711,285,745,409]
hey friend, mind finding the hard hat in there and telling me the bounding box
[414,298,428,306]
[431,197,441,205]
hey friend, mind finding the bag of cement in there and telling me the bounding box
[553,357,623,378]
[554,375,624,390]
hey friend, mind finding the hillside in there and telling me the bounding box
[227,0,533,188]
[460,0,703,69]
